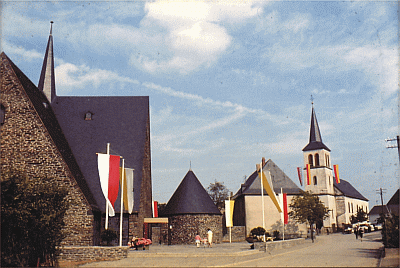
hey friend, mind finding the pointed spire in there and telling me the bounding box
[302,103,330,152]
[38,21,56,103]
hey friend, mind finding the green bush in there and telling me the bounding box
[273,230,280,239]
[381,213,399,248]
[1,170,70,267]
[101,228,118,246]
[250,226,266,237]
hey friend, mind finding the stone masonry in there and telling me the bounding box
[1,54,95,246]
[169,214,223,245]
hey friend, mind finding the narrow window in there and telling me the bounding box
[0,104,5,126]
[313,176,317,185]
[326,154,330,167]
[315,153,320,166]
[308,154,314,167]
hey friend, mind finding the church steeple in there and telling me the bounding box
[38,21,56,103]
[302,103,330,152]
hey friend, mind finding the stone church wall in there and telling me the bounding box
[1,56,95,246]
[168,214,223,245]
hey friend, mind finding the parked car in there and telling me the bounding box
[344,226,353,234]
[374,223,383,230]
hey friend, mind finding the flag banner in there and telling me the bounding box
[333,164,340,184]
[297,167,303,186]
[259,170,282,213]
[125,168,134,213]
[97,153,115,216]
[283,193,288,224]
[119,167,134,214]
[306,164,311,185]
[108,155,120,216]
[153,201,158,218]
[225,200,235,227]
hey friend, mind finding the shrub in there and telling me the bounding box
[250,227,266,237]
[101,228,118,246]
[273,230,280,239]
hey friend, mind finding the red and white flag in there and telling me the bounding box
[297,167,303,186]
[98,153,120,216]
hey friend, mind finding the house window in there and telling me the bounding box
[326,154,330,167]
[314,153,320,166]
[348,203,350,213]
[308,154,314,167]
[313,176,317,185]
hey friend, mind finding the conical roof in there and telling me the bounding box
[302,106,330,152]
[38,21,56,103]
[162,170,221,216]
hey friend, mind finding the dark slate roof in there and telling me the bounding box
[302,107,330,152]
[369,205,390,215]
[233,159,302,199]
[1,52,98,210]
[161,170,221,216]
[333,179,368,201]
[52,96,149,213]
[387,189,399,205]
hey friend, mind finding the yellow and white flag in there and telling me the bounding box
[258,169,282,213]
[225,200,235,227]
[120,167,134,214]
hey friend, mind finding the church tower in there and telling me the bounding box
[38,21,56,103]
[302,102,337,230]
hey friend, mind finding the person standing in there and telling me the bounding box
[355,227,359,239]
[358,227,364,242]
[207,229,213,248]
[195,234,202,248]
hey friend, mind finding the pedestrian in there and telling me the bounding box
[195,234,202,248]
[358,228,364,242]
[207,229,213,248]
[355,227,358,239]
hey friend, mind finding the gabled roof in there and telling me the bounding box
[369,205,390,215]
[161,170,221,216]
[334,179,368,201]
[52,95,149,213]
[387,189,399,205]
[38,22,56,103]
[302,106,330,152]
[1,52,98,210]
[233,159,301,199]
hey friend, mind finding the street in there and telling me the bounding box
[81,232,383,267]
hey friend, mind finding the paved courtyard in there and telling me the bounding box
[81,232,385,267]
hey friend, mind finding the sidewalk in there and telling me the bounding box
[379,248,399,267]
[127,241,259,257]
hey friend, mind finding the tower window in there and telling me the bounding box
[313,176,317,185]
[326,154,330,167]
[314,153,320,166]
[308,154,314,167]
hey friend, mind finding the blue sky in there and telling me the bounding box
[2,0,399,207]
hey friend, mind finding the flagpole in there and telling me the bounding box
[229,195,232,243]
[281,188,285,241]
[260,160,266,242]
[105,143,110,230]
[119,159,125,247]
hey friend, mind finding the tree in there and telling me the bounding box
[207,181,230,211]
[379,213,399,248]
[288,190,329,242]
[350,207,368,224]
[1,169,70,267]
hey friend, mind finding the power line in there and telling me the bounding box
[385,135,400,163]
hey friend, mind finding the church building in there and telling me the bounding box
[0,23,152,246]
[302,103,369,231]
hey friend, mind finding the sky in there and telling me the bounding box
[2,0,399,208]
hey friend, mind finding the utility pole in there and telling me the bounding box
[385,135,400,163]
[376,188,388,251]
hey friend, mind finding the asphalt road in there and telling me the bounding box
[81,232,383,267]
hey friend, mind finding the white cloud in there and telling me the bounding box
[2,41,43,61]
[55,62,139,93]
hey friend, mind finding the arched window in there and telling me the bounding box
[348,203,350,213]
[326,154,330,167]
[308,154,313,167]
[314,153,320,166]
[313,176,317,185]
